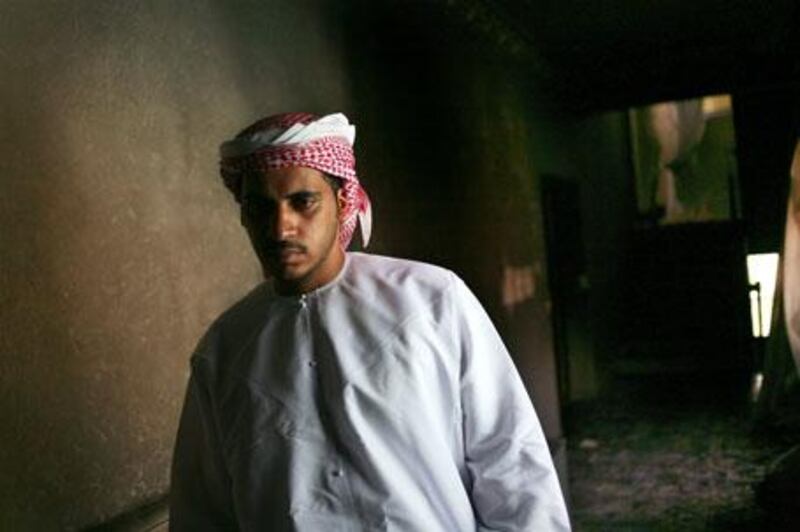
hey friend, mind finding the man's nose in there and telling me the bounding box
[271,202,298,240]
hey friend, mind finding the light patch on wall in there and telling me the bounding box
[701,94,732,118]
[747,252,779,337]
[501,264,536,314]
[750,371,764,402]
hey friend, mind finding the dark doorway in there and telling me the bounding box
[542,175,594,405]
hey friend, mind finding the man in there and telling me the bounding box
[170,112,571,531]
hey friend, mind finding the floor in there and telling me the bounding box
[565,373,798,531]
[83,498,168,532]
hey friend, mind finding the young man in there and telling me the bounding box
[170,112,571,531]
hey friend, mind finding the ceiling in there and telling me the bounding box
[477,0,800,110]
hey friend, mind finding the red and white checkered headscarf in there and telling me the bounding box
[219,112,372,249]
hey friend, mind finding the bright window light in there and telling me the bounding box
[747,253,779,337]
[751,372,764,402]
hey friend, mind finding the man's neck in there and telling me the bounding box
[274,247,346,296]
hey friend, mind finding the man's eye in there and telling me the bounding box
[292,195,317,210]
[242,200,274,219]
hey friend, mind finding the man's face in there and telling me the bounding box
[240,166,345,294]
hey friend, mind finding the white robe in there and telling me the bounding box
[170,253,571,531]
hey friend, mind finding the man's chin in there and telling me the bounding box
[265,261,309,284]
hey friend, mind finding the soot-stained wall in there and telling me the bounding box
[0,1,351,529]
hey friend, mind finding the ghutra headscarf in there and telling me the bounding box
[219,112,372,249]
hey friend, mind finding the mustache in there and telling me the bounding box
[264,240,307,255]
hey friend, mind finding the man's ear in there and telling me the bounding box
[336,189,347,217]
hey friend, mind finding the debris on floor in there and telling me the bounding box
[565,376,798,531]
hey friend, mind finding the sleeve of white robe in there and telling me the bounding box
[170,358,238,531]
[452,277,572,531]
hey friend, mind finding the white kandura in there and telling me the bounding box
[171,253,571,531]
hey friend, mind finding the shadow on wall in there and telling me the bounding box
[331,0,470,264]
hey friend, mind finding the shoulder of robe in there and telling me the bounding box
[346,252,460,295]
[340,253,468,329]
